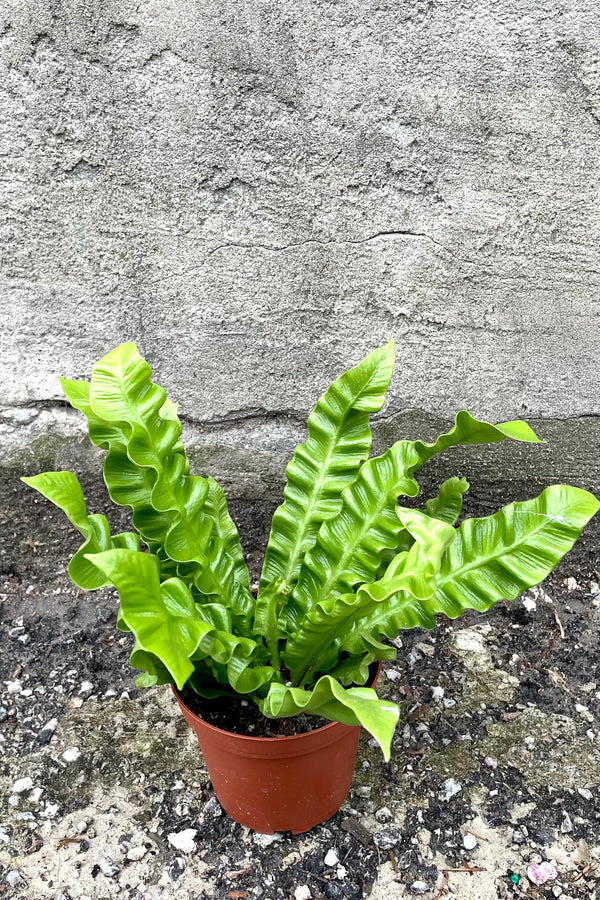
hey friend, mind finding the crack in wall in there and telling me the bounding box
[146,230,472,286]
[2,400,599,429]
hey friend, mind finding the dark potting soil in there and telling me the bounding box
[179,687,330,737]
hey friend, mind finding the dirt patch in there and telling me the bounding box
[179,687,330,737]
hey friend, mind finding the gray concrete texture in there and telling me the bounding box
[1,0,599,509]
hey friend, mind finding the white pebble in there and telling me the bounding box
[294,887,311,900]
[6,680,22,694]
[253,831,283,846]
[411,882,428,895]
[578,788,593,801]
[62,747,81,763]
[336,865,347,879]
[98,857,120,878]
[167,829,197,854]
[442,778,462,800]
[561,812,573,833]
[463,833,477,850]
[41,803,59,819]
[41,718,58,734]
[11,777,33,794]
[431,686,445,702]
[127,845,148,861]
[324,848,340,867]
[385,668,402,682]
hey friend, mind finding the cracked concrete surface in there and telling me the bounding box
[1,1,599,502]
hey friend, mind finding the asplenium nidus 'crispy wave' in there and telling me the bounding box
[22,342,599,759]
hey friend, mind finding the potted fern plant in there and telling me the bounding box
[22,342,598,833]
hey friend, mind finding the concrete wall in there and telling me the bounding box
[1,1,599,517]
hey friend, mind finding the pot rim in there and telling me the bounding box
[171,660,382,747]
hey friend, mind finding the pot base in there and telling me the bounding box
[172,663,381,833]
[174,687,362,834]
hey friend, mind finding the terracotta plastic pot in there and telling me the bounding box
[172,662,381,834]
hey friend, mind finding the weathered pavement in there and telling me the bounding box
[1,487,600,900]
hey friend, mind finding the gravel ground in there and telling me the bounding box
[1,478,600,900]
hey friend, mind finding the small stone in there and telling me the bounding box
[375,806,393,823]
[169,857,186,879]
[167,829,196,854]
[411,882,428,895]
[484,755,498,769]
[565,577,578,591]
[253,832,283,847]
[324,848,340,867]
[304,855,325,875]
[68,697,84,709]
[6,680,22,693]
[431,686,444,702]
[37,718,58,745]
[127,845,148,861]
[294,886,311,900]
[62,747,81,762]
[561,812,573,833]
[443,698,456,709]
[203,795,223,817]
[527,862,557,886]
[336,865,347,879]
[98,856,120,878]
[324,885,343,900]
[578,788,593,801]
[355,785,371,798]
[41,803,59,819]
[385,668,402,682]
[6,870,25,887]
[373,828,400,849]
[11,777,34,794]
[0,707,7,722]
[28,787,43,804]
[463,833,477,850]
[79,681,94,696]
[522,598,536,612]
[76,820,89,834]
[442,778,462,801]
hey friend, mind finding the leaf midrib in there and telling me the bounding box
[281,365,383,584]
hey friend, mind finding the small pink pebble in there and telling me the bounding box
[28,787,43,804]
[484,755,498,769]
[526,862,557,885]
[68,697,84,709]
